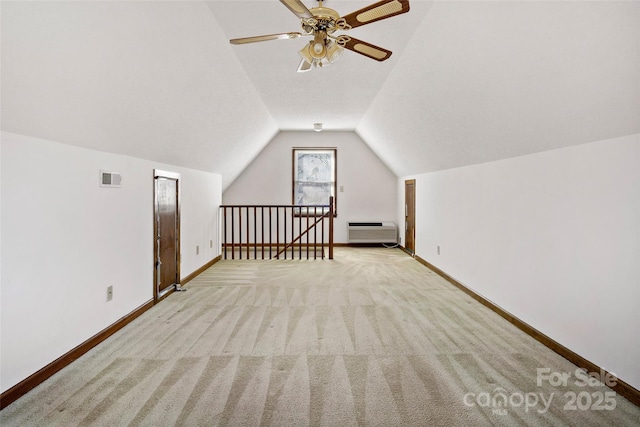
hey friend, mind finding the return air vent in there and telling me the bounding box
[100,170,122,188]
[347,221,397,244]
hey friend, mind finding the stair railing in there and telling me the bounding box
[220,196,334,260]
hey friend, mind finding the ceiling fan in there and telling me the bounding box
[229,0,410,72]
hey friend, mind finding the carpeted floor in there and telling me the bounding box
[1,247,638,426]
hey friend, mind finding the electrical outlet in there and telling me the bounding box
[107,285,113,302]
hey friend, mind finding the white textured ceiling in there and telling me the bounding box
[2,1,638,188]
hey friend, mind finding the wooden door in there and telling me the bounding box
[404,179,416,254]
[154,171,180,301]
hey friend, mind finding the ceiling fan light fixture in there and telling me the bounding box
[298,37,343,71]
[297,58,312,72]
[326,39,344,63]
[298,44,314,66]
[309,31,327,59]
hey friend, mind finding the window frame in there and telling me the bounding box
[292,148,337,216]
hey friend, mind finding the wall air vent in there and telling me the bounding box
[100,170,122,188]
[347,221,397,244]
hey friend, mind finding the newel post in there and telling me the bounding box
[328,196,334,259]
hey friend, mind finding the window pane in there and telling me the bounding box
[292,148,336,215]
[295,182,331,205]
[296,152,333,183]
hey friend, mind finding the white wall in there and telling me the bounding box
[0,132,222,393]
[179,170,222,276]
[223,131,398,243]
[399,134,640,390]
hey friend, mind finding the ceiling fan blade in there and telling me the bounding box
[339,36,392,61]
[341,0,410,29]
[230,32,303,45]
[280,0,314,20]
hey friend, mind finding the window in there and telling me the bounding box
[292,148,336,216]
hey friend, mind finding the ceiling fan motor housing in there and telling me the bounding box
[303,7,341,34]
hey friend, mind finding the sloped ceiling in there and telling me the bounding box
[359,1,640,176]
[1,1,279,189]
[2,1,638,189]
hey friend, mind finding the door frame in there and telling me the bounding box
[404,179,416,256]
[153,169,181,303]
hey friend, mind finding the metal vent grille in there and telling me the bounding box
[100,171,122,187]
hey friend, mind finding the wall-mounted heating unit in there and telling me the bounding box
[347,222,397,244]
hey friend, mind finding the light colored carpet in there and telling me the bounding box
[1,248,638,426]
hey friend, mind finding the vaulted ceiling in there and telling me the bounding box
[2,1,638,189]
